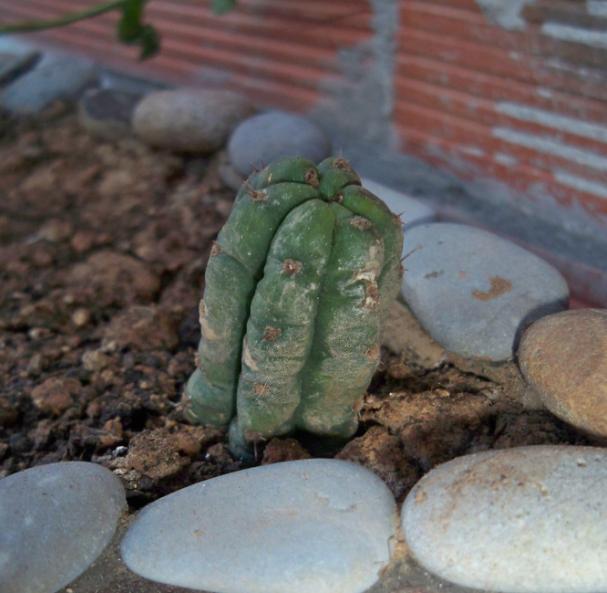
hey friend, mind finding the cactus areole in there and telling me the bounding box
[186,156,403,456]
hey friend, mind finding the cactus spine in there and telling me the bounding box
[186,156,403,455]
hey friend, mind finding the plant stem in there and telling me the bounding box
[0,0,126,34]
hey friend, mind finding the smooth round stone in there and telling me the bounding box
[133,89,254,154]
[519,308,607,437]
[402,445,607,593]
[0,462,126,593]
[218,153,246,192]
[1,55,97,114]
[401,223,569,361]
[122,459,397,593]
[361,178,436,231]
[0,50,40,86]
[78,88,142,140]
[228,111,331,176]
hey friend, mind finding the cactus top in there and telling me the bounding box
[186,156,403,454]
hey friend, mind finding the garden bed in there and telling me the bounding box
[0,102,588,514]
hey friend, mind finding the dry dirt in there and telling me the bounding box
[0,103,587,511]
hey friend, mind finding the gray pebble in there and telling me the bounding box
[402,446,607,593]
[122,459,397,593]
[401,223,568,360]
[0,462,126,593]
[218,152,246,192]
[1,55,97,114]
[79,88,142,140]
[228,111,331,176]
[133,89,254,154]
[0,50,40,87]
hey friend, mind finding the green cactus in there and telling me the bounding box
[186,156,403,457]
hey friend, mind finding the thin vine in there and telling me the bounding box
[0,0,237,60]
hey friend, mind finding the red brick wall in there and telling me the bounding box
[2,0,373,110]
[396,0,607,223]
[2,0,607,249]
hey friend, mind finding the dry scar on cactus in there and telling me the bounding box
[185,156,404,458]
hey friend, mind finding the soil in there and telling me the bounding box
[0,102,588,512]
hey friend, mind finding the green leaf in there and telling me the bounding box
[212,0,236,15]
[117,0,144,42]
[138,25,160,60]
[115,0,158,60]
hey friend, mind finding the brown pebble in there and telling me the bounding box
[101,305,178,351]
[68,251,160,306]
[71,308,91,327]
[125,428,192,480]
[125,430,187,480]
[70,231,95,253]
[98,417,124,448]
[518,308,607,438]
[30,376,81,416]
[82,349,111,372]
[28,328,51,341]
[38,219,72,242]
[86,399,103,418]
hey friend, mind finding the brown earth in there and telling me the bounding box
[0,102,588,511]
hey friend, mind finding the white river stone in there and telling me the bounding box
[401,445,607,593]
[122,459,397,593]
[0,461,126,593]
[401,222,569,360]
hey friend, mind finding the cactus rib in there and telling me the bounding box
[296,202,384,438]
[236,199,336,441]
[190,158,320,426]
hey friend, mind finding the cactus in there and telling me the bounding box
[186,156,403,456]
